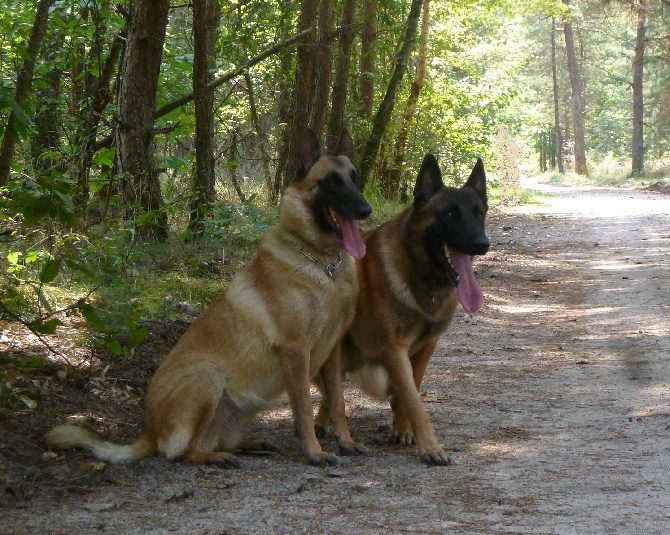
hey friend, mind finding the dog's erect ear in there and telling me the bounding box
[413,154,444,207]
[297,128,321,181]
[464,158,487,205]
[336,127,357,166]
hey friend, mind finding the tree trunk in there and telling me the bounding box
[562,0,588,176]
[31,36,62,176]
[384,0,430,200]
[312,0,334,138]
[359,0,424,192]
[244,71,273,200]
[229,128,244,202]
[631,0,646,177]
[551,17,565,174]
[115,0,170,239]
[283,0,319,186]
[359,0,377,119]
[189,0,220,236]
[326,0,356,154]
[74,8,124,213]
[0,0,56,187]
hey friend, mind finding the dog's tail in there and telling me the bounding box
[45,425,155,463]
[350,363,392,400]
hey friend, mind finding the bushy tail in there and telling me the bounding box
[45,425,155,463]
[350,363,392,400]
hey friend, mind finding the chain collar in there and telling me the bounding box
[297,247,343,278]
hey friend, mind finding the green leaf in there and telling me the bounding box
[30,318,60,335]
[14,357,46,369]
[7,251,20,265]
[126,326,148,349]
[40,258,61,284]
[105,339,123,355]
[37,288,54,313]
[92,147,116,167]
[78,302,106,330]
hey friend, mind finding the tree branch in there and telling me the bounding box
[154,27,314,119]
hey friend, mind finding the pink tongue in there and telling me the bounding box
[334,212,366,259]
[448,248,484,313]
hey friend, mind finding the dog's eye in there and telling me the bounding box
[444,206,459,219]
[323,172,343,186]
[350,170,360,186]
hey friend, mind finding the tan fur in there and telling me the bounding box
[46,145,369,468]
[317,155,488,466]
[317,209,459,466]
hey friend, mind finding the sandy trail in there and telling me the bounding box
[2,178,669,534]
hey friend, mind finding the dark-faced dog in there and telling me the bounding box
[46,128,371,468]
[317,154,489,465]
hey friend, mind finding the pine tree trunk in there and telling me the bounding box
[244,71,273,200]
[312,0,334,138]
[551,17,565,174]
[283,0,319,186]
[384,0,430,200]
[326,0,356,153]
[631,0,646,177]
[0,0,56,186]
[190,0,220,236]
[359,0,376,119]
[116,0,170,239]
[359,0,424,191]
[562,0,588,176]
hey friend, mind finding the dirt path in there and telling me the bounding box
[2,178,669,534]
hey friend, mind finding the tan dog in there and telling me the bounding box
[317,154,489,465]
[46,129,371,468]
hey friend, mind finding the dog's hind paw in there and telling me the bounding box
[420,448,452,466]
[211,455,242,469]
[306,452,341,467]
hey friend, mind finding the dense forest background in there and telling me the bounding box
[0,0,669,359]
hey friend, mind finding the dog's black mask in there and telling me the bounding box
[414,155,490,287]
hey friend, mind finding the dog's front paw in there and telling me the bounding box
[420,448,452,466]
[306,452,341,467]
[338,441,371,457]
[391,431,416,446]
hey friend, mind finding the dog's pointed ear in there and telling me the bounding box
[336,127,357,166]
[297,128,321,181]
[413,154,444,207]
[464,158,487,205]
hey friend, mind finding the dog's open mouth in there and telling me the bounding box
[325,207,366,259]
[445,246,484,313]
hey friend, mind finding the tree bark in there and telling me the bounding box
[326,0,356,153]
[189,0,220,235]
[244,71,273,200]
[312,0,334,138]
[551,17,565,174]
[115,0,170,239]
[359,0,377,119]
[631,0,646,177]
[284,0,320,186]
[384,0,430,200]
[0,0,56,186]
[562,0,588,175]
[74,8,124,212]
[359,0,424,192]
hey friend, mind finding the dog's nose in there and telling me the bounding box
[474,237,490,255]
[356,203,372,220]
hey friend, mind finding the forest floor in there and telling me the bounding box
[1,175,669,534]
